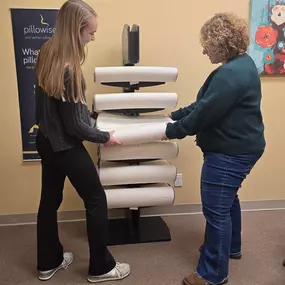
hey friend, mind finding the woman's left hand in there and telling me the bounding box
[161,132,169,141]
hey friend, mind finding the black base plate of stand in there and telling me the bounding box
[107,216,171,246]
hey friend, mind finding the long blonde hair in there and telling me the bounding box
[35,0,97,103]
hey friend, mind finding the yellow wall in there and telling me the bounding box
[1,0,284,214]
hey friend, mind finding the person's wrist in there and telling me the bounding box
[170,111,178,120]
[103,131,110,143]
[165,122,175,140]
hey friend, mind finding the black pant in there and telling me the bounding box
[36,131,116,275]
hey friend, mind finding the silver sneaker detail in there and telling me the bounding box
[87,262,130,283]
[38,252,73,281]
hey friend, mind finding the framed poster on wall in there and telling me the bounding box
[10,8,58,161]
[248,0,285,75]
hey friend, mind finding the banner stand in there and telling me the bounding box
[10,8,58,161]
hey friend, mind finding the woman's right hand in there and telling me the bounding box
[104,130,122,147]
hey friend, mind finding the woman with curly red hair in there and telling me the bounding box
[164,13,266,285]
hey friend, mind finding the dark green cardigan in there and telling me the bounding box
[166,54,266,155]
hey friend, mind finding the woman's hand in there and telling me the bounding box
[161,132,169,141]
[104,130,122,147]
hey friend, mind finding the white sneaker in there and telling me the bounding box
[38,252,73,281]
[87,262,130,283]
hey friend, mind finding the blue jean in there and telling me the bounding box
[196,151,264,284]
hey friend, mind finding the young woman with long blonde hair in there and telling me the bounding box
[35,0,130,282]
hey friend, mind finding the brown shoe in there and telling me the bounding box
[183,272,228,285]
[183,272,209,285]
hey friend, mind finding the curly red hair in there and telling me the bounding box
[200,13,250,62]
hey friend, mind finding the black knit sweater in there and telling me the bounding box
[35,72,110,152]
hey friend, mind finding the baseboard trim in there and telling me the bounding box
[1,200,285,226]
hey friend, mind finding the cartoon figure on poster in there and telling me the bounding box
[249,0,285,75]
